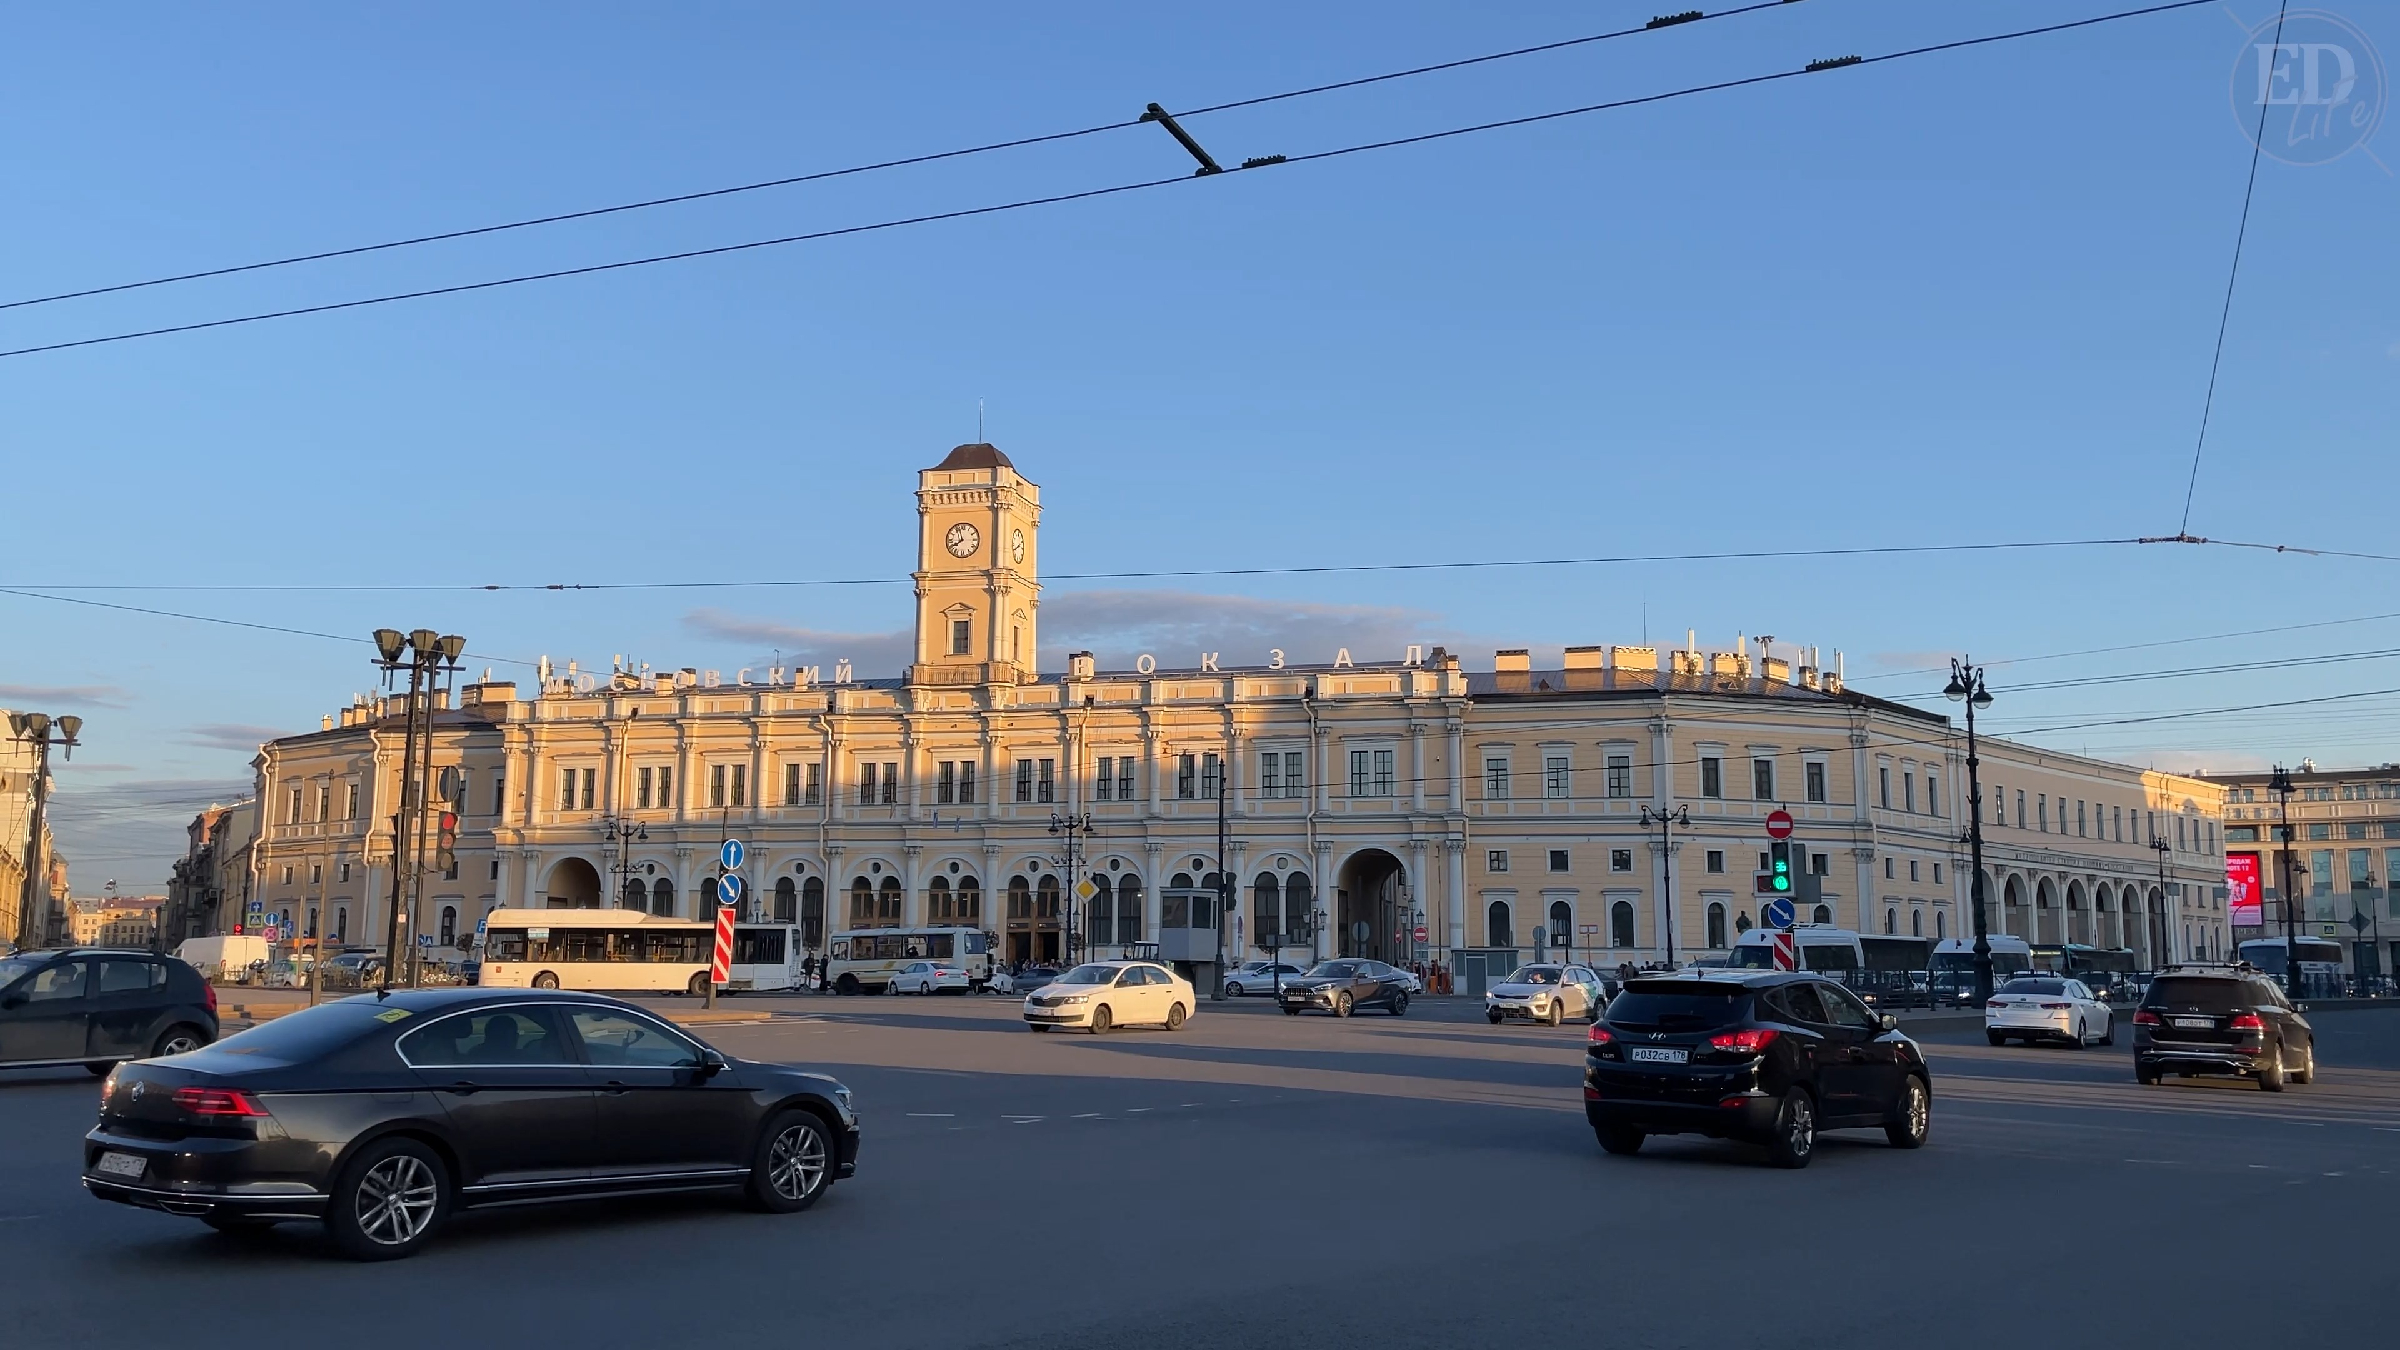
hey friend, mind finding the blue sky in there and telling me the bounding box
[2,1,2394,889]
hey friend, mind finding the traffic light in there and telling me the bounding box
[435,810,459,874]
[1768,840,1794,893]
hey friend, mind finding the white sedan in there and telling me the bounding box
[1223,961,1309,997]
[889,961,973,995]
[1023,961,1196,1033]
[1985,976,2114,1047]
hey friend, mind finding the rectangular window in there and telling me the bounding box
[1806,762,1827,804]
[1606,755,1631,799]
[288,786,302,823]
[950,618,972,656]
[310,862,323,885]
[655,767,669,809]
[1705,849,1726,874]
[1349,750,1369,798]
[1700,756,1723,799]
[805,764,821,805]
[2348,849,2373,892]
[2226,825,2259,842]
[2077,800,2087,837]
[316,786,330,822]
[1014,760,1032,803]
[2113,804,2123,841]
[347,784,361,819]
[1485,756,1511,800]
[784,763,802,807]
[730,765,746,808]
[1202,753,1222,800]
[1909,860,1920,882]
[1548,849,1570,872]
[2307,822,2331,841]
[562,771,578,812]
[1128,757,1144,802]
[1179,753,1199,800]
[639,766,654,810]
[1373,749,1393,797]
[1753,757,1775,802]
[2346,822,2369,840]
[580,768,595,810]
[2038,795,2049,832]
[1879,766,1891,808]
[1254,753,1274,799]
[1096,756,1115,801]
[1906,772,1919,813]
[955,762,972,805]
[882,763,900,806]
[338,862,351,883]
[1811,853,1829,876]
[937,761,957,805]
[1487,849,1509,873]
[711,764,727,808]
[1610,848,1634,873]
[1544,755,1570,800]
[1885,857,1895,879]
[1037,759,1054,804]
[862,762,881,806]
[1925,774,1938,817]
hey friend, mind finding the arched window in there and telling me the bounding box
[1487,900,1514,949]
[851,877,876,926]
[1812,904,1832,925]
[1088,876,1114,946]
[928,876,953,923]
[1935,910,1946,939]
[334,906,348,942]
[1885,907,1897,935]
[700,876,720,910]
[1610,900,1635,949]
[878,876,903,923]
[801,877,825,948]
[439,905,457,945]
[1116,875,1143,943]
[957,875,981,926]
[1007,875,1031,920]
[1547,900,1572,955]
[1910,908,1923,937]
[1170,871,1194,891]
[1253,873,1281,945]
[1036,874,1060,920]
[1283,874,1313,940]
[622,878,647,910]
[1706,902,1728,949]
[773,876,797,924]
[650,877,675,917]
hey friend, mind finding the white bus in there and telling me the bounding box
[2236,936,2345,999]
[477,909,712,994]
[825,926,994,994]
[1729,924,1865,979]
[1929,935,2033,1004]
[725,922,807,992]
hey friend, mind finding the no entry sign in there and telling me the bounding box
[1765,809,1794,839]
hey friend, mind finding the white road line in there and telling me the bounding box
[906,1113,955,1118]
[1072,1112,1107,1119]
[1127,1107,1151,1113]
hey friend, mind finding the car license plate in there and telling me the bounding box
[1627,1046,1689,1064]
[95,1151,146,1179]
[2171,1016,2213,1029]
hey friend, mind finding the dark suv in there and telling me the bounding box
[0,949,219,1074]
[2133,967,2314,1090]
[1584,972,1931,1168]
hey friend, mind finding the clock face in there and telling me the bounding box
[1010,529,1026,563]
[945,522,980,558]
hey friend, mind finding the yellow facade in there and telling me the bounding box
[246,447,2230,976]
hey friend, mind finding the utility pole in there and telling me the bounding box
[2269,764,2300,998]
[11,712,82,951]
[1945,658,1996,1003]
[371,629,465,990]
[1214,756,1230,1000]
[1642,803,1689,968]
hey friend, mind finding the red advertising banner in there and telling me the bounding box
[2226,852,2263,927]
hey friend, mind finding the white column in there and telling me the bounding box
[903,844,923,927]
[672,846,694,918]
[1853,846,1876,931]
[1849,729,1873,930]
[1411,720,1428,814]
[1407,839,1428,961]
[1313,841,1335,961]
[518,849,541,909]
[1445,843,1468,954]
[1143,842,1165,944]
[1447,719,1466,811]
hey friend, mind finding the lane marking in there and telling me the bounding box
[1072,1112,1107,1119]
[905,1113,955,1118]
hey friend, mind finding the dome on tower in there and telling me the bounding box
[935,442,1014,471]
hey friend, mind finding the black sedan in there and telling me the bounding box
[1277,959,1411,1017]
[82,987,859,1260]
[1584,972,1930,1168]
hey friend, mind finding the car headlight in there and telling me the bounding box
[832,1085,853,1114]
[1056,994,1089,1005]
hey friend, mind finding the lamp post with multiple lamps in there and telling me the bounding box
[604,816,649,912]
[1047,809,1093,968]
[371,628,466,989]
[9,711,80,951]
[1943,658,1998,1003]
[1639,803,1690,969]
[2268,764,2302,999]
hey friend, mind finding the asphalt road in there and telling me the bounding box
[4,995,2395,1350]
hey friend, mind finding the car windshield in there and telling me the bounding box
[1605,983,1751,1031]
[205,1000,399,1062]
[1999,978,2068,996]
[1055,965,1122,986]
[1503,966,1562,985]
[0,954,45,987]
[1305,962,1360,978]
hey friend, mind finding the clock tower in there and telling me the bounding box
[910,442,1041,686]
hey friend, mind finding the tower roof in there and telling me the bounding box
[934,442,1014,471]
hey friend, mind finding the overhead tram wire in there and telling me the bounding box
[1849,609,2400,680]
[0,586,539,670]
[0,0,2223,363]
[0,2,1800,315]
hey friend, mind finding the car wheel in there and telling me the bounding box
[2065,1019,2086,1050]
[85,1061,116,1077]
[1765,1089,1817,1169]
[1028,1023,1052,1032]
[746,1110,833,1213]
[1486,1011,1504,1024]
[1390,992,1408,1017]
[836,974,860,995]
[1090,1004,1113,1034]
[2257,1044,2286,1091]
[2100,1014,2115,1047]
[1884,1075,1930,1149]
[1333,992,1353,1018]
[1587,1002,1603,1025]
[2135,1061,2159,1086]
[2291,1043,2315,1085]
[1544,1001,1563,1027]
[1281,1006,1300,1016]
[151,1025,208,1058]
[1165,1002,1187,1031]
[324,1136,448,1261]
[1986,1030,2005,1046]
[1224,982,1244,998]
[1594,1125,1644,1156]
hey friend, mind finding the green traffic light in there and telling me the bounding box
[1772,875,1791,892]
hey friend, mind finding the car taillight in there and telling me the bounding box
[2133,1009,2161,1026]
[172,1087,268,1117]
[1707,1028,1778,1054]
[1587,1025,1614,1045]
[2040,1002,2072,1010]
[201,982,217,1014]
[2228,1012,2265,1031]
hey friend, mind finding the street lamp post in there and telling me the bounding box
[1944,658,1997,1004]
[2268,765,2301,999]
[1048,810,1093,968]
[1639,803,1689,969]
[2150,837,2174,967]
[604,817,649,910]
[9,711,81,951]
[371,628,465,989]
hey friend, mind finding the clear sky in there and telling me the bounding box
[2,1,2394,890]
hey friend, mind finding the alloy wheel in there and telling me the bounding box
[158,1031,203,1056]
[1786,1096,1815,1158]
[354,1155,439,1247]
[1905,1081,1928,1139]
[767,1121,828,1203]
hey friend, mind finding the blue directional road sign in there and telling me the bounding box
[717,873,745,905]
[1763,896,1796,930]
[720,839,746,872]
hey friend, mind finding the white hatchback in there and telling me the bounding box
[1023,961,1196,1033]
[1986,976,2114,1048]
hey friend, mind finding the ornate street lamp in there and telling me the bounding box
[1945,657,1996,1003]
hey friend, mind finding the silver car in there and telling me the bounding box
[1486,964,1606,1025]
[1223,960,1309,997]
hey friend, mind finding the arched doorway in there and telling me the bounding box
[2002,875,2026,937]
[545,857,601,909]
[1335,849,1406,961]
[2035,878,2060,944]
[800,877,825,949]
[650,877,676,917]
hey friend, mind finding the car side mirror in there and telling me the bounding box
[2295,1003,2309,1013]
[697,1049,727,1077]
[0,995,22,1011]
[1882,1014,1899,1031]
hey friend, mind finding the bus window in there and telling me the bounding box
[733,928,787,965]
[926,934,953,959]
[964,931,988,955]
[830,939,849,960]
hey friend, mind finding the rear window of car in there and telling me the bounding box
[205,1000,402,1062]
[2144,977,2247,1013]
[1999,978,2068,996]
[1605,983,1751,1031]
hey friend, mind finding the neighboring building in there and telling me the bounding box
[67,899,103,945]
[245,446,2229,982]
[165,802,258,948]
[1,714,65,948]
[2205,763,2400,981]
[95,895,165,948]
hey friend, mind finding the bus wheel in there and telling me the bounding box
[836,974,859,996]
[687,971,710,997]
[531,971,560,990]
